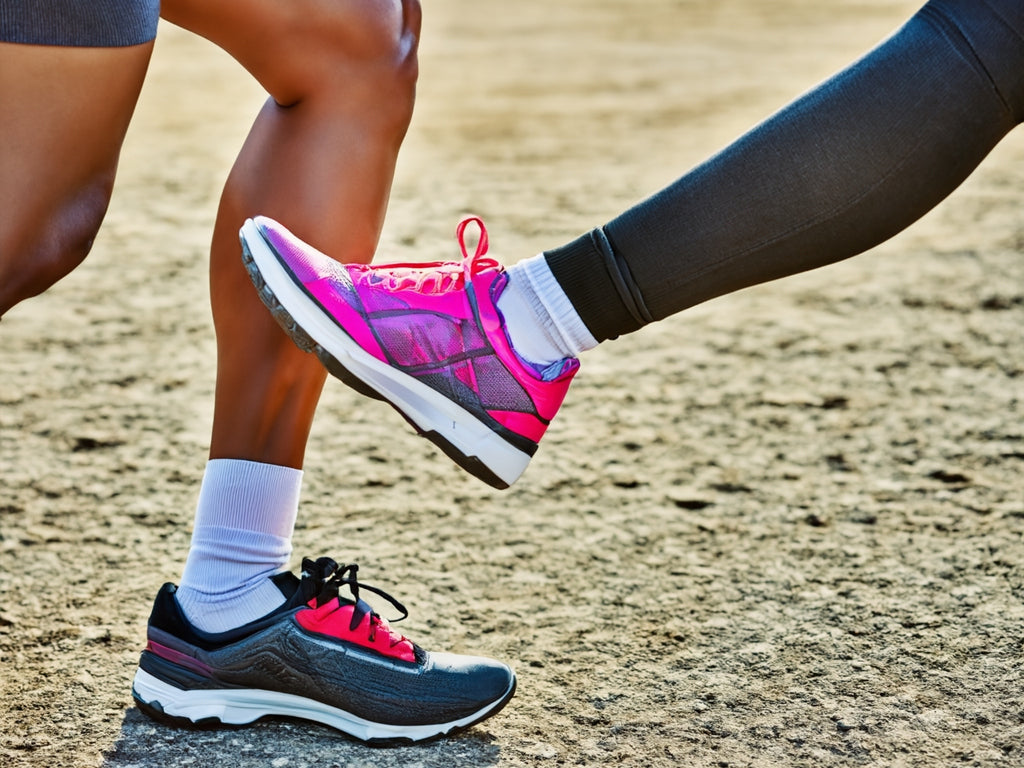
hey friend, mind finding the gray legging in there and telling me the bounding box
[0,0,160,47]
[545,0,1024,342]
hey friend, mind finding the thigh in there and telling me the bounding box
[0,41,153,253]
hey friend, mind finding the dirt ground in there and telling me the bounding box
[2,1,1023,766]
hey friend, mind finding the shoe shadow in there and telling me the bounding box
[101,706,504,767]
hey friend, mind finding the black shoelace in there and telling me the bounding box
[299,556,409,640]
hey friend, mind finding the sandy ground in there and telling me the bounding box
[3,1,1024,766]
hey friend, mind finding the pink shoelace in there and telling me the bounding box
[364,216,499,294]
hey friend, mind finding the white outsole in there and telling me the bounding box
[132,668,513,743]
[240,218,530,487]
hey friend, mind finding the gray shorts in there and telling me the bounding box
[0,0,160,47]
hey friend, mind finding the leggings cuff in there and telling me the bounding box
[543,228,650,342]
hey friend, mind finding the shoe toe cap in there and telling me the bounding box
[427,651,516,703]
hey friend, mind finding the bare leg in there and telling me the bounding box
[0,41,153,316]
[130,9,517,718]
[161,0,421,468]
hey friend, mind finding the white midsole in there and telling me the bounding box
[132,667,510,742]
[240,218,529,486]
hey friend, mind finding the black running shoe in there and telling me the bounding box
[131,557,516,744]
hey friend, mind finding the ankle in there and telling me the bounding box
[498,255,596,368]
[177,459,302,633]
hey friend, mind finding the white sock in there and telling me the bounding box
[498,254,597,372]
[176,459,302,633]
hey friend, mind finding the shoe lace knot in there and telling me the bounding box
[299,556,409,648]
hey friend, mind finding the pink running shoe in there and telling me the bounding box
[239,215,578,489]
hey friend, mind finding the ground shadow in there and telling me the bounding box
[102,707,503,768]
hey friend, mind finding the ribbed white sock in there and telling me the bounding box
[176,459,302,634]
[498,255,597,372]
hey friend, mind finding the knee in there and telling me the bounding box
[273,0,421,129]
[0,176,112,313]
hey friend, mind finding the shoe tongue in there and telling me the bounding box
[270,570,304,607]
